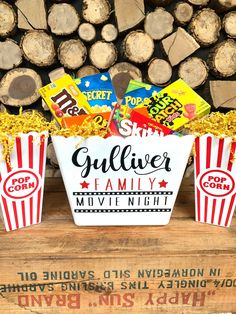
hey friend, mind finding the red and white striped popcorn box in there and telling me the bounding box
[0,132,48,231]
[194,134,236,227]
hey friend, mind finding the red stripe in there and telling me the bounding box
[211,199,217,224]
[204,196,208,223]
[37,190,42,223]
[38,135,45,176]
[0,172,12,231]
[16,137,23,168]
[1,197,12,231]
[195,137,200,176]
[30,197,33,225]
[4,139,12,173]
[218,199,226,226]
[225,194,236,227]
[21,200,26,227]
[12,201,19,229]
[37,135,46,223]
[228,141,236,171]
[195,138,201,222]
[217,138,224,167]
[206,136,212,168]
[5,154,11,173]
[196,189,201,221]
[28,135,34,168]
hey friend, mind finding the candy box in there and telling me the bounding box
[52,135,194,226]
[136,79,211,131]
[194,135,236,227]
[39,74,92,126]
[0,132,48,231]
[61,112,111,130]
[110,108,176,137]
[122,80,162,109]
[75,72,117,113]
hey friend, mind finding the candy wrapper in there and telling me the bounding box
[62,112,111,130]
[39,74,93,126]
[52,134,194,226]
[122,80,162,109]
[186,111,236,227]
[0,111,53,231]
[136,79,211,131]
[75,72,117,113]
[110,106,176,137]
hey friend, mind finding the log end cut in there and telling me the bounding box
[48,3,80,35]
[0,68,42,106]
[0,1,17,37]
[208,39,236,77]
[58,39,87,70]
[123,30,154,64]
[89,41,117,70]
[147,58,172,86]
[82,0,111,24]
[20,30,56,67]
[178,57,208,89]
[0,39,22,70]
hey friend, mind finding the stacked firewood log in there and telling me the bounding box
[0,0,235,172]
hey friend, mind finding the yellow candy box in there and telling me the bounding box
[39,74,93,126]
[136,79,211,130]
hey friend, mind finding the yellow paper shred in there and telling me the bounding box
[185,111,236,137]
[52,117,109,139]
[0,110,57,163]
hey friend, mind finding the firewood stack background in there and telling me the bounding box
[0,0,235,175]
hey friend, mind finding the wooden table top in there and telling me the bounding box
[0,177,235,313]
